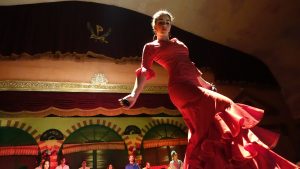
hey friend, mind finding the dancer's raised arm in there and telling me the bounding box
[119,74,147,108]
[119,44,155,108]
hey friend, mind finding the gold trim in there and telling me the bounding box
[0,80,168,94]
[0,51,141,62]
[0,107,180,117]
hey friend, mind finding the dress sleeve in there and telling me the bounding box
[135,44,155,80]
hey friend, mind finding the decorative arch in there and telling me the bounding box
[124,125,142,135]
[141,119,187,135]
[0,126,39,153]
[0,119,40,142]
[138,118,188,144]
[0,119,62,166]
[62,119,126,155]
[140,120,188,166]
[123,118,187,155]
[64,119,123,139]
[123,118,187,153]
[62,120,127,169]
[120,118,188,165]
[0,125,41,169]
[40,129,64,141]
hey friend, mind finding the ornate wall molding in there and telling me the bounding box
[0,80,168,94]
[0,107,180,118]
[64,119,123,139]
[141,119,188,137]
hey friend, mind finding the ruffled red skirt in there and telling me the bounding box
[169,83,297,169]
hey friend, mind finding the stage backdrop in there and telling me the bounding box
[0,1,278,85]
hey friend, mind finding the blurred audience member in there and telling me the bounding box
[168,151,183,169]
[125,155,140,169]
[55,157,70,169]
[79,160,90,169]
[107,164,114,169]
[142,162,151,169]
[42,160,50,169]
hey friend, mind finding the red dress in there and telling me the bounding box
[136,38,297,169]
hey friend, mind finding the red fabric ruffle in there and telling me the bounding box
[195,103,297,169]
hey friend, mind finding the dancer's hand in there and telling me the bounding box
[118,94,137,108]
[210,83,217,92]
[197,76,216,91]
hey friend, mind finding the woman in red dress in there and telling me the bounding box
[119,10,297,169]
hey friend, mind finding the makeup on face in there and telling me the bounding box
[155,15,171,38]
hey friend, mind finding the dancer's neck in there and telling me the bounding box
[157,35,169,41]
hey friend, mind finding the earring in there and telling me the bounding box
[153,31,157,40]
[153,34,157,40]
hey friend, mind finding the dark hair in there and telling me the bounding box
[42,160,50,169]
[171,150,177,157]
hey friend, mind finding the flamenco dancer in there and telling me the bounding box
[119,10,297,169]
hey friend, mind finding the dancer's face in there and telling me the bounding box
[154,14,171,38]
